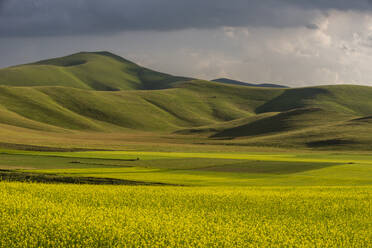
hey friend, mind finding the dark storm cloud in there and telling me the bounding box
[1,0,372,37]
[0,0,7,12]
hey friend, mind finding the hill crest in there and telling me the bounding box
[212,78,288,88]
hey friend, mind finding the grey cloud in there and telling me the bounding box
[306,24,320,30]
[284,0,372,10]
[1,0,372,37]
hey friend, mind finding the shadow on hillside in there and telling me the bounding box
[0,169,175,186]
[211,108,321,139]
[195,160,341,174]
[256,87,329,113]
[306,139,356,148]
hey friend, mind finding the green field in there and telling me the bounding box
[2,149,372,186]
[1,52,372,246]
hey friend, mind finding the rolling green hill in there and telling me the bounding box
[0,51,189,91]
[0,81,282,132]
[1,52,372,150]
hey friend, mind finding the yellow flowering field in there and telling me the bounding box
[0,182,370,247]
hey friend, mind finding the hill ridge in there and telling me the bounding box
[212,78,288,88]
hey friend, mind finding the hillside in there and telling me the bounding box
[1,52,372,150]
[0,81,283,132]
[0,51,189,91]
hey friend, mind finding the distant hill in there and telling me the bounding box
[0,51,190,91]
[212,78,288,88]
[2,52,372,150]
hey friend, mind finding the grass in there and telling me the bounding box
[1,149,372,186]
[5,149,372,163]
[27,162,372,186]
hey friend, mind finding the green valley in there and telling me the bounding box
[0,52,372,247]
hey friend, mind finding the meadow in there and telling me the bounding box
[2,149,372,186]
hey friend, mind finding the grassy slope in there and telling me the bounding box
[173,84,372,149]
[203,85,372,149]
[0,81,283,132]
[1,82,372,149]
[1,52,372,149]
[0,51,188,91]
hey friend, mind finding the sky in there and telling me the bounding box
[2,1,372,86]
